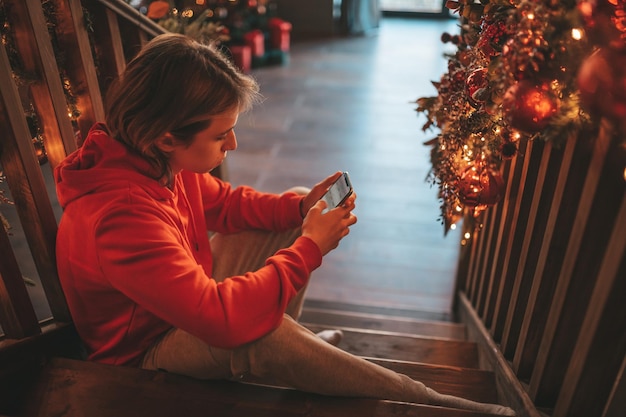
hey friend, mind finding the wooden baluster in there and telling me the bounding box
[0,37,70,323]
[530,120,616,407]
[4,0,78,170]
[0,223,41,339]
[501,141,552,358]
[553,193,625,417]
[489,137,530,341]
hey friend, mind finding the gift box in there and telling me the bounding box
[228,45,252,73]
[268,17,292,52]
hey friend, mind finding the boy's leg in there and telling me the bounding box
[211,227,307,320]
[142,315,514,416]
[237,316,514,415]
[210,187,310,319]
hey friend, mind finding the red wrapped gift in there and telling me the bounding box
[228,45,251,73]
[268,17,292,52]
[243,30,265,58]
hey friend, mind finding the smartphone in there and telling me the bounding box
[321,172,353,213]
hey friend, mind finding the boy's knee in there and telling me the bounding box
[284,186,310,196]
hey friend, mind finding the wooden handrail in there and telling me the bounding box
[93,0,166,38]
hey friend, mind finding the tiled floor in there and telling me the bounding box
[229,16,463,319]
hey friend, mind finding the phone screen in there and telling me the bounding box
[322,172,353,213]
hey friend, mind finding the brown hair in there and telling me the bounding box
[105,33,261,183]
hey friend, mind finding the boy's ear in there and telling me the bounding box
[155,133,177,153]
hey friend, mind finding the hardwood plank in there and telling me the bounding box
[304,323,479,368]
[300,308,466,340]
[24,357,505,417]
[364,357,497,403]
[303,299,454,322]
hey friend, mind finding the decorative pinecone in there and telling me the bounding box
[465,110,492,133]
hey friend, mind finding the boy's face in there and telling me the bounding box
[163,108,239,175]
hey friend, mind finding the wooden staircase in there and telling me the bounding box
[20,302,510,417]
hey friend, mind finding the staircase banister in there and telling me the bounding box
[93,0,167,38]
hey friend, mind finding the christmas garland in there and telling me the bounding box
[0,0,84,232]
[416,0,626,233]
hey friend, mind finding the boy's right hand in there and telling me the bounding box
[301,194,357,256]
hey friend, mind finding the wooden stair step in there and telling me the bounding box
[24,358,506,417]
[303,299,454,322]
[363,357,497,404]
[300,307,467,340]
[304,323,479,368]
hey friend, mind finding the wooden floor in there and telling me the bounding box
[229,16,463,320]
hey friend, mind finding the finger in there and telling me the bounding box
[319,171,342,190]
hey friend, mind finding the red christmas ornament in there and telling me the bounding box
[146,1,170,19]
[577,48,626,123]
[466,67,489,106]
[578,0,626,49]
[457,164,505,208]
[502,80,560,133]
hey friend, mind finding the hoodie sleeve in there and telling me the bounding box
[182,172,304,233]
[95,201,322,349]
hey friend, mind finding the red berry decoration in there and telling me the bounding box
[502,80,560,133]
[457,163,505,209]
[577,48,626,123]
[500,141,518,159]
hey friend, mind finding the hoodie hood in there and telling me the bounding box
[55,123,172,209]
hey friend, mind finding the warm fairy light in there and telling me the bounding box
[527,12,535,19]
[182,8,194,18]
[455,205,463,212]
[450,224,457,230]
[464,232,471,239]
[196,0,205,5]
[571,28,583,40]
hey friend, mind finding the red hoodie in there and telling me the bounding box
[54,124,322,366]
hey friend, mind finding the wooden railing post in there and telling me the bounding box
[0,223,41,339]
[0,35,71,323]
[3,0,78,170]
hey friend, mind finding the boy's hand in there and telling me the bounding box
[300,172,343,217]
[302,194,357,256]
